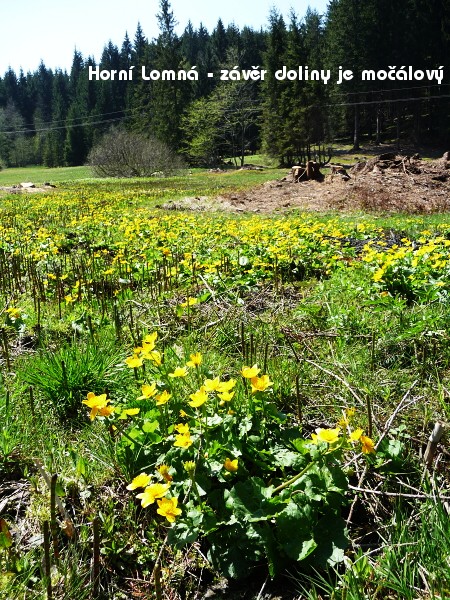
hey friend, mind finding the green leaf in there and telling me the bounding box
[168,520,199,549]
[142,420,159,434]
[224,477,280,523]
[276,502,317,561]
[0,519,12,549]
[310,512,348,567]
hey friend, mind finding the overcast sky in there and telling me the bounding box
[0,0,329,75]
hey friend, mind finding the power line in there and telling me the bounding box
[327,82,450,98]
[0,115,128,135]
[1,85,449,135]
[326,93,450,107]
[0,107,130,131]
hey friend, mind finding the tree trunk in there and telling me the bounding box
[352,105,360,151]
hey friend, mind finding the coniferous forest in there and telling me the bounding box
[0,0,449,169]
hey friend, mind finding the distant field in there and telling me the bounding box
[0,165,93,186]
[0,156,281,187]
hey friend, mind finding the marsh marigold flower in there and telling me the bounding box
[186,352,202,367]
[203,377,221,392]
[124,355,143,369]
[311,427,341,445]
[143,350,162,366]
[6,307,22,319]
[119,408,140,419]
[174,433,193,449]
[349,428,364,442]
[250,374,273,394]
[174,424,193,448]
[169,366,188,378]
[224,458,239,472]
[126,473,151,490]
[174,423,190,434]
[136,483,171,508]
[137,383,157,400]
[360,435,376,454]
[143,331,158,347]
[180,297,197,308]
[155,390,171,406]
[158,464,173,482]
[241,364,260,379]
[188,387,208,408]
[156,497,182,523]
[82,392,114,420]
[218,391,235,403]
[217,379,236,393]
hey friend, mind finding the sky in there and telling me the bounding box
[0,0,329,76]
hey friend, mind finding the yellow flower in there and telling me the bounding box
[137,382,157,400]
[155,390,171,406]
[218,391,235,402]
[250,374,273,394]
[349,428,364,442]
[183,461,196,476]
[180,297,198,308]
[338,407,356,428]
[216,379,236,393]
[82,392,114,420]
[186,352,202,367]
[203,377,221,392]
[224,458,239,472]
[157,464,173,482]
[143,331,158,346]
[241,364,260,379]
[136,483,171,507]
[169,366,188,378]
[142,350,162,366]
[6,307,21,319]
[174,433,193,448]
[179,409,188,418]
[96,405,115,418]
[126,473,151,490]
[64,295,75,304]
[310,427,341,444]
[119,408,140,419]
[174,423,190,434]
[156,496,182,523]
[360,435,376,454]
[125,355,143,369]
[188,386,208,408]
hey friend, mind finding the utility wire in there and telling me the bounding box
[1,87,449,135]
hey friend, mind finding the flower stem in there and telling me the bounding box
[272,461,314,495]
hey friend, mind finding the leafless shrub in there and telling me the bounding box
[88,128,185,177]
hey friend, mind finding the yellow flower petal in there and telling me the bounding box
[224,458,239,472]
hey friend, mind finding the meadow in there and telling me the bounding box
[1,165,450,599]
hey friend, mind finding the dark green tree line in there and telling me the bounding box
[0,0,449,169]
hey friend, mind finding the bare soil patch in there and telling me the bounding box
[214,152,450,214]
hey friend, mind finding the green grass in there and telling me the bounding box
[0,165,93,186]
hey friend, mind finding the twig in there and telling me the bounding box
[423,421,445,468]
[50,474,59,563]
[33,460,73,525]
[92,517,100,598]
[375,381,419,450]
[43,521,53,600]
[348,484,450,500]
[256,575,269,600]
[303,358,366,408]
